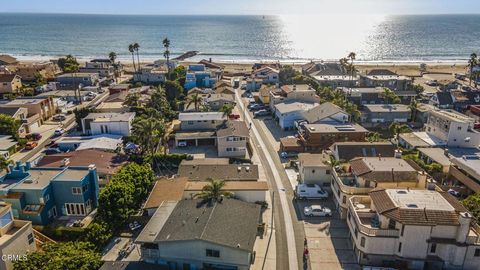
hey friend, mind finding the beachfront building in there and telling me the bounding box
[347,188,480,270]
[15,61,58,81]
[55,72,100,88]
[0,74,22,95]
[81,112,135,136]
[269,84,320,111]
[302,61,358,88]
[136,199,261,270]
[0,55,18,66]
[184,64,221,90]
[331,156,428,218]
[246,66,280,91]
[360,104,411,127]
[133,66,167,84]
[0,203,37,270]
[359,69,412,91]
[0,162,99,225]
[79,60,115,79]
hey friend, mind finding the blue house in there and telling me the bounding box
[0,162,99,225]
[184,64,220,90]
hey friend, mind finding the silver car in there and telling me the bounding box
[304,205,332,217]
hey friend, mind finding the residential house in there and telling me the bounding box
[183,181,268,203]
[331,157,427,218]
[184,64,221,90]
[15,61,57,81]
[258,85,273,104]
[81,112,135,136]
[446,148,480,196]
[133,67,167,84]
[153,59,178,70]
[302,61,357,88]
[202,94,236,111]
[36,149,128,186]
[347,189,480,270]
[339,87,385,106]
[79,61,115,79]
[0,162,99,225]
[330,141,397,162]
[0,96,55,122]
[417,147,452,174]
[0,136,18,160]
[269,84,320,111]
[0,203,36,270]
[0,55,18,66]
[295,123,368,152]
[177,112,226,133]
[414,103,436,125]
[178,159,259,181]
[0,74,22,95]
[55,72,100,88]
[198,59,224,70]
[108,84,130,95]
[298,153,332,189]
[247,66,280,91]
[0,107,33,138]
[252,62,281,71]
[136,199,261,270]
[430,91,454,109]
[245,78,263,92]
[214,85,235,96]
[216,121,249,158]
[360,104,411,126]
[274,102,319,130]
[143,177,187,216]
[359,69,412,91]
[55,134,123,152]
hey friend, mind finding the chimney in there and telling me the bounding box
[444,148,449,157]
[25,162,31,171]
[378,153,382,160]
[209,58,212,63]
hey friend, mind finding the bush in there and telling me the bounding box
[40,226,86,242]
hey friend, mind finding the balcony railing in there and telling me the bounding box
[348,197,399,238]
[332,169,372,195]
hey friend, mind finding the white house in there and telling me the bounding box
[81,112,135,136]
[298,153,332,190]
[252,66,279,85]
[347,189,480,270]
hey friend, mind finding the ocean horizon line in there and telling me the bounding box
[1,12,480,16]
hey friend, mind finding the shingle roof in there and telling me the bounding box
[178,160,259,181]
[0,55,18,65]
[144,177,187,209]
[155,199,261,252]
[216,121,249,138]
[302,102,346,123]
[331,142,396,161]
[349,157,419,183]
[184,181,269,191]
[0,74,18,83]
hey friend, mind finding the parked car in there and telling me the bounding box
[52,114,67,121]
[43,148,62,155]
[425,80,438,86]
[54,128,65,136]
[177,141,188,147]
[229,114,241,120]
[455,73,466,80]
[242,91,253,98]
[280,151,299,159]
[295,184,328,200]
[25,141,38,150]
[247,102,258,109]
[27,133,42,141]
[304,205,332,217]
[249,104,265,111]
[254,109,270,117]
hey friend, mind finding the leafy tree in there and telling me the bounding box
[108,52,117,63]
[0,113,20,140]
[33,72,46,87]
[279,65,298,85]
[164,80,183,101]
[116,162,155,204]
[123,92,141,107]
[219,104,234,117]
[409,99,419,122]
[82,222,112,251]
[14,241,101,270]
[381,88,401,104]
[131,116,165,155]
[389,122,411,142]
[463,193,480,221]
[163,38,171,79]
[347,52,356,85]
[468,53,478,87]
[194,178,233,201]
[171,65,186,85]
[0,156,11,171]
[411,84,424,96]
[128,44,137,73]
[366,132,381,142]
[186,93,203,112]
[57,55,79,73]
[73,107,96,131]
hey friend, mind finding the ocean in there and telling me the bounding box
[0,13,479,63]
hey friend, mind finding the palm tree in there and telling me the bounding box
[109,52,118,82]
[468,53,478,86]
[409,99,418,123]
[194,178,233,201]
[348,52,356,86]
[186,93,203,111]
[219,104,234,117]
[132,116,165,155]
[133,43,141,70]
[163,38,171,79]
[128,44,137,73]
[124,92,141,107]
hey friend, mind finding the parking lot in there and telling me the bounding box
[295,197,360,270]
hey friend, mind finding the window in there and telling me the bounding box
[82,184,88,193]
[360,237,366,247]
[44,194,50,202]
[326,170,331,175]
[354,228,358,238]
[72,187,82,195]
[475,248,480,257]
[342,196,346,204]
[388,219,396,229]
[458,126,462,130]
[187,121,193,125]
[27,233,34,245]
[206,249,220,258]
[312,170,315,174]
[401,225,405,236]
[430,243,437,253]
[398,242,402,253]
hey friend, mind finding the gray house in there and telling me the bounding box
[361,104,411,126]
[136,199,261,270]
[55,72,100,88]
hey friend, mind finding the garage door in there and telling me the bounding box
[197,138,216,146]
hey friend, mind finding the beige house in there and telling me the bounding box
[136,199,261,270]
[331,157,428,218]
[0,96,55,123]
[0,203,37,270]
[347,189,480,270]
[15,61,57,81]
[298,153,332,189]
[0,107,39,137]
[216,121,249,158]
[0,74,22,95]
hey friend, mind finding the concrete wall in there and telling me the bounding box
[299,164,331,188]
[89,121,132,136]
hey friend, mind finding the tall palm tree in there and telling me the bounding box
[163,38,171,79]
[348,52,356,87]
[128,44,137,73]
[133,43,140,70]
[132,116,165,155]
[109,52,118,82]
[219,104,234,117]
[468,53,478,87]
[186,93,203,111]
[409,99,418,123]
[194,178,233,201]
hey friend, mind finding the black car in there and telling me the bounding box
[43,148,62,155]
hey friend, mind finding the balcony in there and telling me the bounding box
[348,196,399,238]
[332,169,372,195]
[466,223,480,245]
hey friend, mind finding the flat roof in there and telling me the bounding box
[363,104,410,113]
[430,109,474,124]
[386,189,454,212]
[298,153,329,167]
[275,102,318,114]
[144,177,187,209]
[178,112,225,121]
[84,112,135,122]
[136,201,178,243]
[449,148,480,181]
[418,148,452,167]
[304,123,368,133]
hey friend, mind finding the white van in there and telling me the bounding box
[295,184,328,200]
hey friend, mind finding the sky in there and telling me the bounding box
[2,0,480,15]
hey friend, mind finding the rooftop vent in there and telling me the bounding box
[396,190,407,194]
[406,204,418,208]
